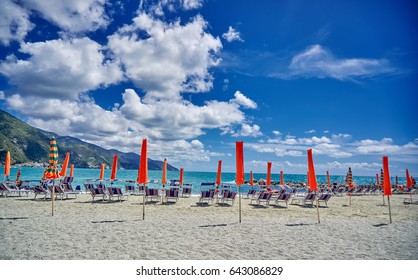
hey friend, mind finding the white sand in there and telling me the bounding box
[1,193,417,260]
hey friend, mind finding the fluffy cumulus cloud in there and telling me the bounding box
[277,44,395,81]
[230,91,257,109]
[24,0,110,33]
[0,0,33,46]
[222,26,243,42]
[0,38,123,99]
[108,13,222,101]
[354,138,418,156]
[140,0,203,16]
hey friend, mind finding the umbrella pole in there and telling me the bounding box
[51,180,55,217]
[382,194,385,205]
[387,196,392,224]
[349,193,351,206]
[239,185,242,223]
[142,184,146,220]
[316,191,320,224]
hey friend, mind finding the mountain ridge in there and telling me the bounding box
[0,109,178,171]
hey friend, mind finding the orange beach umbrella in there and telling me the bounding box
[249,171,254,186]
[137,138,148,184]
[45,137,60,179]
[266,162,272,186]
[99,164,105,180]
[59,152,70,177]
[216,160,222,186]
[383,157,392,196]
[280,170,284,185]
[326,170,331,186]
[162,159,167,186]
[69,164,74,177]
[4,151,10,177]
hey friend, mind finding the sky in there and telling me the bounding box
[0,0,417,176]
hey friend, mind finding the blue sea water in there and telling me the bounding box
[3,167,409,194]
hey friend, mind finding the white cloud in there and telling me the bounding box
[231,124,262,137]
[354,138,418,156]
[0,38,123,99]
[230,91,257,109]
[222,26,243,42]
[305,129,316,134]
[0,0,33,46]
[272,130,282,136]
[108,13,222,101]
[0,91,5,100]
[279,44,395,80]
[24,0,109,33]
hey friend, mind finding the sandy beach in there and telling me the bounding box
[1,192,417,260]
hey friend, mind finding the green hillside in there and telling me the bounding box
[0,110,178,171]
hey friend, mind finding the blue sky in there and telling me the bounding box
[0,0,417,177]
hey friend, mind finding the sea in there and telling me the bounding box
[3,167,408,194]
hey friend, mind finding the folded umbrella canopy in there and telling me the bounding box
[45,137,60,180]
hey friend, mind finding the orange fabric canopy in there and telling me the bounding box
[235,141,244,185]
[307,149,318,191]
[137,138,148,184]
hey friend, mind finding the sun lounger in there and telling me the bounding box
[246,189,258,199]
[220,191,237,206]
[145,188,160,203]
[0,182,32,197]
[317,193,332,207]
[164,189,179,203]
[198,190,215,204]
[181,184,192,197]
[60,177,80,198]
[86,184,107,202]
[250,191,272,207]
[271,192,293,208]
[107,187,129,202]
[291,192,316,207]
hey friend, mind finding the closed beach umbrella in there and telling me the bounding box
[307,149,320,224]
[380,169,384,188]
[99,163,105,180]
[59,152,70,177]
[137,138,148,184]
[406,168,412,188]
[4,151,10,178]
[16,168,21,182]
[235,142,244,185]
[110,154,118,181]
[179,168,184,186]
[266,162,272,186]
[376,173,380,186]
[307,171,310,186]
[45,137,60,179]
[326,170,331,186]
[249,171,254,186]
[216,160,222,186]
[382,156,392,223]
[235,141,244,223]
[162,159,167,186]
[69,164,74,177]
[346,167,354,188]
[307,149,318,191]
[280,170,284,185]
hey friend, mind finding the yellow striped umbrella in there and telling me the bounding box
[45,137,60,179]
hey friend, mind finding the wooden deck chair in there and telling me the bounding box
[145,188,160,203]
[108,187,128,202]
[164,189,179,203]
[181,185,192,197]
[198,190,215,204]
[291,192,316,207]
[86,184,107,202]
[220,191,237,206]
[317,193,332,207]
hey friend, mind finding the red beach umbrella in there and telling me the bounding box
[280,170,284,185]
[235,142,244,185]
[216,160,222,186]
[69,164,74,177]
[179,168,184,186]
[406,169,412,188]
[307,149,318,191]
[382,156,392,223]
[110,154,118,181]
[266,162,272,186]
[137,138,148,184]
[249,171,254,186]
[307,171,310,186]
[59,152,70,177]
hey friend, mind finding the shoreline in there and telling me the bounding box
[1,193,417,260]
